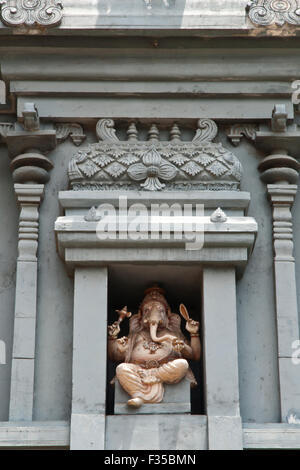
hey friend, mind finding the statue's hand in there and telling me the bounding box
[172,338,185,354]
[185,319,200,335]
[117,336,129,353]
[108,321,120,339]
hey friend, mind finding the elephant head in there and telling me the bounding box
[141,299,175,344]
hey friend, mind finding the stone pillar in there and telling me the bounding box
[255,105,300,422]
[70,267,108,450]
[9,184,44,420]
[259,148,300,420]
[3,103,56,420]
[267,185,300,420]
[202,266,243,450]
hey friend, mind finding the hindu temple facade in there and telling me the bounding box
[0,0,300,450]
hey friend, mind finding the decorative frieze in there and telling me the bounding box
[0,0,63,29]
[247,0,300,26]
[69,119,243,192]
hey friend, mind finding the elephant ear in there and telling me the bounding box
[129,313,141,333]
[168,313,184,337]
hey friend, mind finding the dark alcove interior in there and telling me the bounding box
[106,264,204,415]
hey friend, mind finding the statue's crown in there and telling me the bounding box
[140,286,170,314]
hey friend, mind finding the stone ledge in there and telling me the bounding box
[0,421,69,447]
[0,421,299,449]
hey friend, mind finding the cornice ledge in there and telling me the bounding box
[247,0,300,26]
[0,0,63,32]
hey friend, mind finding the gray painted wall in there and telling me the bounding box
[0,127,288,423]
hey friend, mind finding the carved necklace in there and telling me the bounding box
[142,334,163,354]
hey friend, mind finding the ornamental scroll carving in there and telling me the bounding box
[68,120,243,191]
[0,0,63,28]
[247,0,300,26]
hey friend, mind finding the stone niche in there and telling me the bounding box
[107,264,203,416]
[55,119,257,450]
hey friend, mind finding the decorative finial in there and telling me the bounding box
[210,207,227,223]
[170,122,181,142]
[148,124,160,143]
[127,122,138,142]
[84,206,101,222]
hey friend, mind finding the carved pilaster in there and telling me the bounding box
[10,184,44,421]
[4,102,56,421]
[257,105,300,421]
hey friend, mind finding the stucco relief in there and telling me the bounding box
[108,287,200,409]
[68,119,243,191]
[247,0,300,26]
[0,0,63,28]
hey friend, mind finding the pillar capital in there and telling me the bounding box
[1,102,56,184]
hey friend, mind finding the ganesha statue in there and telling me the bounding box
[108,286,201,409]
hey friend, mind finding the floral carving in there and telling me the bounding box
[127,147,177,191]
[0,0,63,28]
[68,119,243,192]
[247,0,300,26]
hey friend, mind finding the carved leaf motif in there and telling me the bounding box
[181,161,202,177]
[142,147,161,166]
[127,163,148,181]
[93,154,114,168]
[96,119,119,142]
[193,119,218,144]
[118,154,140,166]
[141,177,165,191]
[79,159,99,178]
[169,154,190,166]
[105,162,126,178]
[193,154,215,166]
[207,161,227,177]
[158,163,177,181]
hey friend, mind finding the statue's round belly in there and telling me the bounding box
[131,341,172,365]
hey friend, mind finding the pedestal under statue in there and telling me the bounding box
[108,287,201,409]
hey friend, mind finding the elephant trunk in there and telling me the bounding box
[149,321,175,344]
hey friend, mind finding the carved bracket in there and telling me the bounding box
[226,124,257,146]
[0,0,63,30]
[247,0,300,26]
[0,122,14,141]
[68,119,243,192]
[55,123,86,147]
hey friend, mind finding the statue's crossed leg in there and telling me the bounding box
[116,358,189,408]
